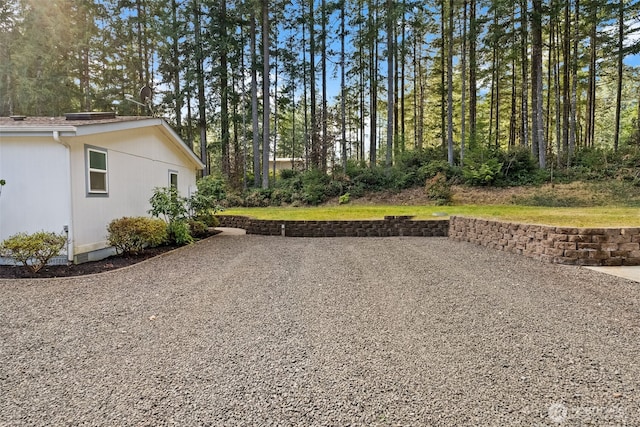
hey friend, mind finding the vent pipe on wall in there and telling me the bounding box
[53,131,75,263]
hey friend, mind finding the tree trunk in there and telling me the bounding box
[562,0,570,161]
[341,0,347,172]
[446,0,454,164]
[302,12,310,168]
[220,0,230,177]
[469,0,477,148]
[614,0,624,152]
[251,8,260,186]
[171,0,182,136]
[586,4,597,148]
[461,0,467,163]
[262,0,270,189]
[520,0,529,148]
[310,0,319,169]
[400,0,406,154]
[569,0,579,160]
[321,0,328,172]
[531,0,545,168]
[369,0,377,167]
[193,0,208,175]
[386,0,394,168]
[440,0,446,154]
[273,37,278,182]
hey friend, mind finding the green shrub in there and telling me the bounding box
[244,188,271,207]
[168,220,193,245]
[149,186,187,222]
[222,193,244,207]
[107,217,167,256]
[188,175,226,214]
[187,219,208,238]
[339,193,351,204]
[499,147,539,185]
[270,188,293,205]
[463,157,503,186]
[418,160,456,181]
[193,211,220,227]
[425,172,453,205]
[1,231,67,273]
[279,169,299,180]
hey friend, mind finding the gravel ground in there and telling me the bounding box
[1,233,639,426]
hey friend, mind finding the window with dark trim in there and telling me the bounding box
[86,147,108,195]
[169,170,178,189]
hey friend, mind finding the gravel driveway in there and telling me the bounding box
[1,233,639,426]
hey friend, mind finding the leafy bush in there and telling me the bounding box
[187,219,208,238]
[463,157,503,186]
[279,169,299,180]
[1,231,67,273]
[425,172,453,205]
[168,220,193,245]
[417,160,456,181]
[339,193,351,204]
[189,175,225,214]
[107,217,167,256]
[149,186,187,222]
[499,147,539,185]
[222,193,244,207]
[193,211,220,227]
[244,188,272,207]
[148,186,217,245]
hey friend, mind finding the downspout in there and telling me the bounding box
[53,131,75,263]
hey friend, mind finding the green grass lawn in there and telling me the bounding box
[220,205,640,228]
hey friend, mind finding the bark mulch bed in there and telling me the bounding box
[0,230,221,279]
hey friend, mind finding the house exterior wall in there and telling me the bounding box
[66,126,198,259]
[0,137,71,241]
[1,122,199,264]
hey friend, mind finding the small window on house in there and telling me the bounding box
[169,171,178,189]
[86,147,108,195]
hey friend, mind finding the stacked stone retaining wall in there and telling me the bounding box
[218,214,640,266]
[449,216,640,266]
[217,215,448,237]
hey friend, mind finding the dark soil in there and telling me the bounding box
[0,230,221,280]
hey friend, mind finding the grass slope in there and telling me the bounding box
[220,205,640,228]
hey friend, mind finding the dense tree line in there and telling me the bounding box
[3,0,640,189]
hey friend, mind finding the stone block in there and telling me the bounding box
[564,249,591,259]
[618,243,640,252]
[602,258,624,266]
[621,228,640,236]
[568,234,591,243]
[576,258,603,266]
[545,248,565,257]
[577,243,600,250]
[555,227,579,235]
[555,257,578,265]
[582,228,608,235]
[549,233,569,242]
[588,250,610,260]
[600,243,619,252]
[554,241,577,250]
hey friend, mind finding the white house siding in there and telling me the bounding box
[0,137,71,241]
[67,126,198,258]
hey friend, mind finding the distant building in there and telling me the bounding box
[268,157,305,173]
